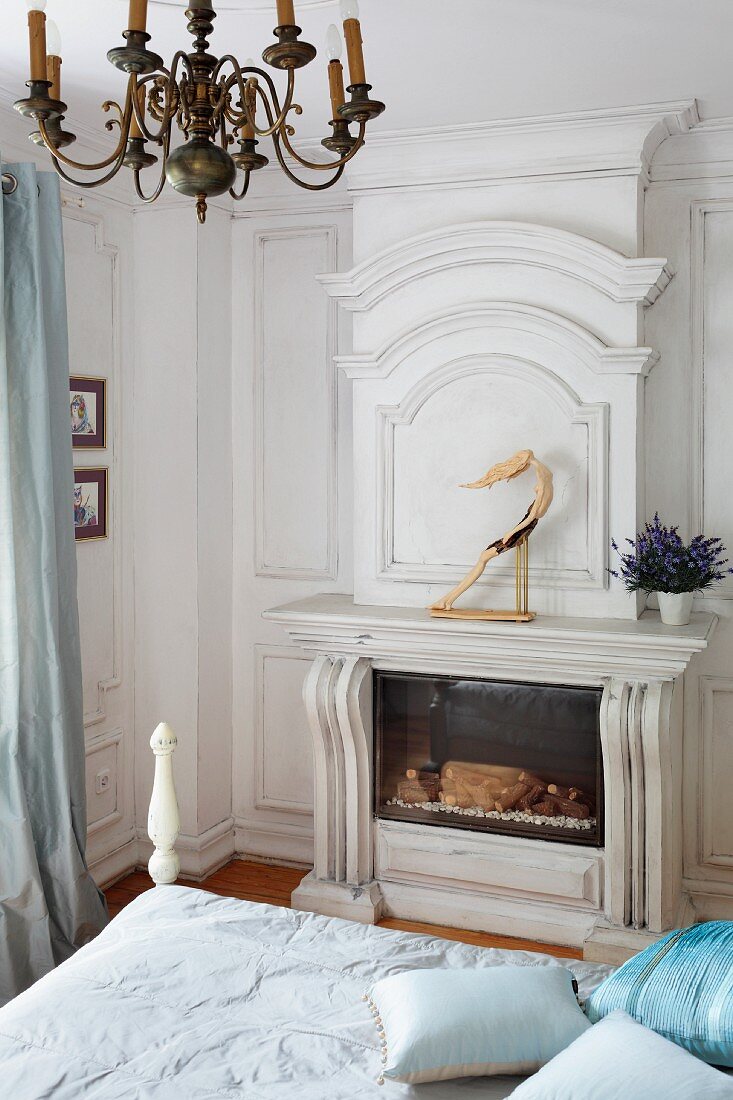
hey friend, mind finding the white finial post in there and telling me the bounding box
[148,722,181,885]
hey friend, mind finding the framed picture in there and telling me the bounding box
[74,467,108,542]
[70,375,106,449]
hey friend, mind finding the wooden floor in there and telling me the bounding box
[105,858,581,960]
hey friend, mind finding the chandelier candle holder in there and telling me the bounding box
[15,0,385,223]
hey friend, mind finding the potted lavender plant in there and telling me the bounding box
[611,514,733,625]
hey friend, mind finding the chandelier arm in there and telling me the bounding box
[132,132,171,204]
[133,53,190,145]
[219,61,296,139]
[47,141,129,190]
[271,131,346,190]
[230,170,251,201]
[37,77,136,172]
[278,119,367,171]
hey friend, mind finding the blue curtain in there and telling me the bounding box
[0,161,108,1005]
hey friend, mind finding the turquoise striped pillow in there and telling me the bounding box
[586,922,733,1067]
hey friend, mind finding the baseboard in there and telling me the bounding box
[136,816,236,882]
[684,880,733,921]
[89,837,139,890]
[234,816,314,866]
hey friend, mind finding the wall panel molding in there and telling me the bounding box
[690,200,733,599]
[63,208,124,730]
[254,225,339,580]
[699,676,733,871]
[376,355,609,589]
[85,728,123,836]
[254,645,314,816]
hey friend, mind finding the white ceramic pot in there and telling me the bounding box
[657,591,694,626]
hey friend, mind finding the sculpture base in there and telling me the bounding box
[430,608,536,623]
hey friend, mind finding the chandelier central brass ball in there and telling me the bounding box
[16,0,385,222]
[165,139,237,218]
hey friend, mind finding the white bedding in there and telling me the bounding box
[0,885,613,1099]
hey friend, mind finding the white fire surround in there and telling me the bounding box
[262,104,725,961]
[267,596,716,962]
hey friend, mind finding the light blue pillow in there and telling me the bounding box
[364,965,589,1084]
[508,1011,733,1099]
[586,921,733,1066]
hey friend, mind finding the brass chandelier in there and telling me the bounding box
[16,0,384,222]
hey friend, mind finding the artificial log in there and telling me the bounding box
[530,799,559,817]
[397,780,431,803]
[406,767,439,784]
[439,780,473,809]
[401,769,440,802]
[517,783,548,812]
[454,775,498,811]
[569,787,596,812]
[519,771,547,789]
[443,761,522,788]
[547,783,570,798]
[447,770,503,799]
[546,794,590,820]
[494,781,532,812]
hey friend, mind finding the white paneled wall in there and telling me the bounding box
[63,197,136,885]
[645,163,733,920]
[231,200,352,866]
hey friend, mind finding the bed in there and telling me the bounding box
[0,726,613,1098]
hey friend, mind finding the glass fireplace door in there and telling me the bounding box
[375,672,603,846]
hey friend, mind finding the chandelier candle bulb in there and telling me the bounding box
[45,19,62,99]
[26,0,48,84]
[128,0,148,34]
[276,0,295,27]
[326,23,343,60]
[341,4,366,87]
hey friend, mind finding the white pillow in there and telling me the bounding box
[509,1010,733,1099]
[364,965,590,1085]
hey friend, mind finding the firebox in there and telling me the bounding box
[375,671,603,847]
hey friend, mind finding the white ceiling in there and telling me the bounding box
[1,0,731,147]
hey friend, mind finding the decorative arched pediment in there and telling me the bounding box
[337,303,658,381]
[319,221,672,310]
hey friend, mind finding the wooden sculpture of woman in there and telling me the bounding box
[430,449,553,617]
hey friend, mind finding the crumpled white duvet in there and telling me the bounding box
[0,885,613,1099]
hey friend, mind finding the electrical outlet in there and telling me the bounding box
[95,768,111,796]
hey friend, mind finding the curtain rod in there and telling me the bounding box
[2,172,86,208]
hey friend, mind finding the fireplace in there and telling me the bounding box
[267,594,714,958]
[375,671,603,846]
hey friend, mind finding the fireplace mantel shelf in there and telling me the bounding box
[264,594,716,682]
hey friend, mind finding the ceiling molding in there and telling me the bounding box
[342,100,699,192]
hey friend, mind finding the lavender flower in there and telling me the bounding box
[609,513,733,594]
